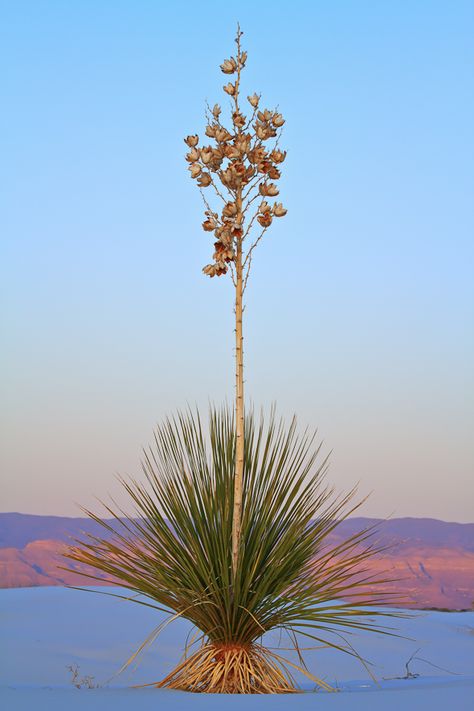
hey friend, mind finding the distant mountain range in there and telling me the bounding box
[0,513,473,610]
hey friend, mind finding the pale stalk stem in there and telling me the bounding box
[242,100,260,133]
[234,24,242,116]
[229,262,237,287]
[243,177,262,202]
[243,227,266,269]
[242,212,259,242]
[242,194,262,223]
[209,177,228,203]
[232,226,244,580]
[246,192,262,210]
[243,229,266,293]
[231,33,245,578]
[242,261,251,294]
[199,189,222,221]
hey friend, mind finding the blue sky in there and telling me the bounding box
[1,1,473,520]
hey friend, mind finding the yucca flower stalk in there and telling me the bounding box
[184,26,287,576]
[65,407,399,693]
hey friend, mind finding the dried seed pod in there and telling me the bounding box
[202,210,218,231]
[267,166,281,180]
[215,261,228,276]
[272,113,285,127]
[220,58,237,74]
[205,124,217,138]
[208,152,224,170]
[257,212,273,227]
[232,112,246,128]
[270,149,286,163]
[200,147,213,165]
[235,135,251,153]
[247,93,259,108]
[223,201,237,217]
[185,148,200,163]
[248,146,266,164]
[197,172,212,188]
[273,202,287,217]
[215,128,233,142]
[257,109,272,122]
[214,242,235,263]
[226,145,241,160]
[188,163,201,178]
[223,82,236,96]
[202,264,216,277]
[259,182,279,197]
[242,165,255,183]
[258,160,273,174]
[184,134,199,147]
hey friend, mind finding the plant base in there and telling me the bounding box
[156,643,299,694]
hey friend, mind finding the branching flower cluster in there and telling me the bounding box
[184,27,287,285]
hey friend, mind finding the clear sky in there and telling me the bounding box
[1,1,473,521]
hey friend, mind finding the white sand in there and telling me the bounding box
[1,586,473,709]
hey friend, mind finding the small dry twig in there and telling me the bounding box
[66,664,98,689]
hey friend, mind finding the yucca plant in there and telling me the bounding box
[65,407,398,693]
[65,27,401,694]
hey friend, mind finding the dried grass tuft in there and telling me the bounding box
[156,643,297,693]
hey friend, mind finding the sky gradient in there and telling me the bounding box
[2,1,473,521]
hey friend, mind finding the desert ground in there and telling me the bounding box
[1,585,473,710]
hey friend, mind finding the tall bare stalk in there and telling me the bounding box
[184,26,287,577]
[233,221,244,576]
[230,28,245,577]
